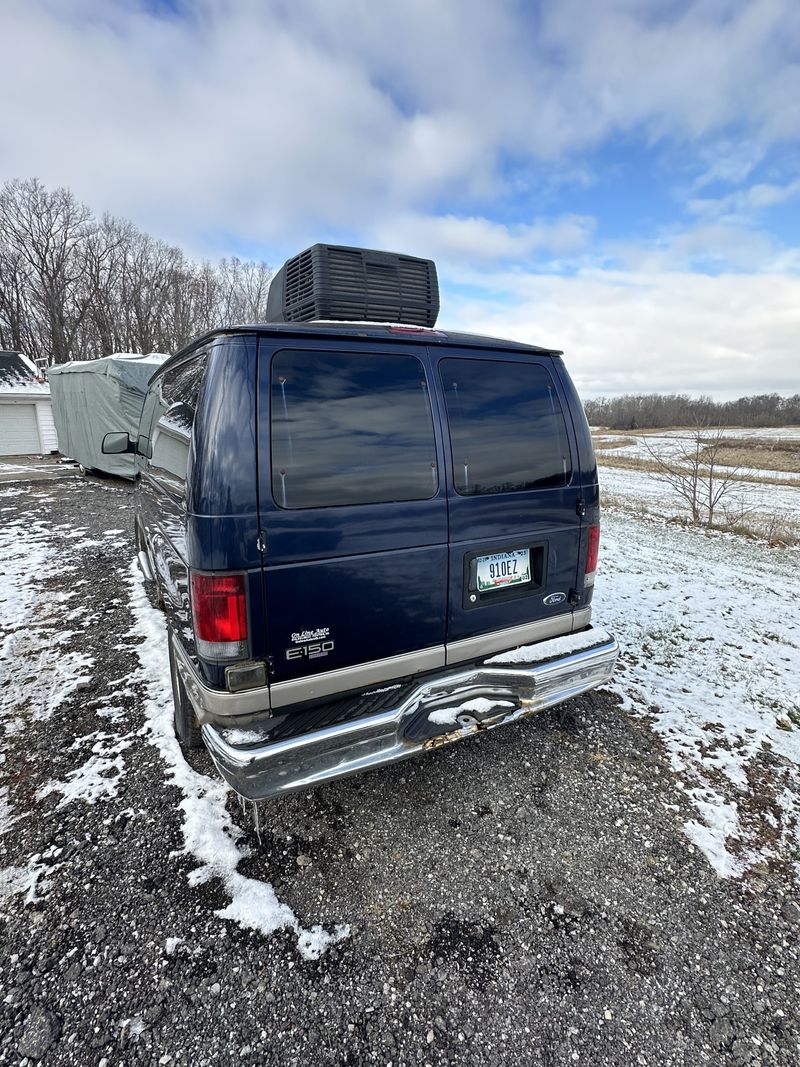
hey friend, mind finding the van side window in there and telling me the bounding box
[270,349,438,509]
[440,358,572,495]
[146,354,207,493]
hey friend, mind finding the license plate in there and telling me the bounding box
[475,549,531,592]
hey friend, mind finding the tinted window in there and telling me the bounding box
[440,358,572,495]
[270,349,437,508]
[145,354,207,491]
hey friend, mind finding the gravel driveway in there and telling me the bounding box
[1,476,798,1066]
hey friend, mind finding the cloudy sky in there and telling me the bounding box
[1,0,799,398]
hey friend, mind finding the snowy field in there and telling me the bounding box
[598,462,800,526]
[592,452,800,879]
[597,507,800,878]
[593,427,800,486]
[1,473,799,1063]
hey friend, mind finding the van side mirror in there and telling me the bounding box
[102,431,136,455]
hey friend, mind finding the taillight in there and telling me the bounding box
[584,524,600,586]
[190,572,248,660]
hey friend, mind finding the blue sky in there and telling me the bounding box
[1,0,799,397]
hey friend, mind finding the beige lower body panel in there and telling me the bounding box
[176,607,594,722]
[269,645,446,710]
[445,607,591,665]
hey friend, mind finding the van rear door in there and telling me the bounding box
[432,349,585,663]
[256,337,448,709]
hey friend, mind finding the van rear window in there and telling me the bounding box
[270,350,438,509]
[440,358,572,495]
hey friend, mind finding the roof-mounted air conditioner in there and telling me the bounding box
[266,243,439,328]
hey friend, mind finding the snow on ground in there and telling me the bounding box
[0,785,15,836]
[598,462,800,527]
[126,560,349,960]
[36,732,134,809]
[594,501,800,879]
[0,845,64,906]
[0,515,94,731]
[594,428,800,485]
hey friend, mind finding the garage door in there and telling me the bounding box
[0,404,41,455]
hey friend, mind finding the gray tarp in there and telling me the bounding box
[47,352,168,478]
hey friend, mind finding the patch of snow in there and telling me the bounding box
[119,1017,147,1041]
[37,734,133,809]
[683,789,744,879]
[164,936,183,955]
[126,560,349,960]
[220,727,271,746]
[486,627,612,665]
[0,785,16,836]
[0,518,94,726]
[0,849,63,906]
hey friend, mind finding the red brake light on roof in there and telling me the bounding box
[190,572,248,660]
[585,524,600,586]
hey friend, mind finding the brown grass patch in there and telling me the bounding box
[596,451,799,487]
[700,443,800,474]
[591,436,630,450]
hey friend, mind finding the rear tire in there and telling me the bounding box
[168,637,203,751]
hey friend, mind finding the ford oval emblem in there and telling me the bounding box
[543,592,566,606]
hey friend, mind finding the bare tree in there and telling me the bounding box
[586,392,800,430]
[0,176,274,364]
[216,256,272,324]
[643,425,746,526]
[0,178,97,364]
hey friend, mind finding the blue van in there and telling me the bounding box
[104,245,618,801]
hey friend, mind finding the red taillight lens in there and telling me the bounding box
[585,524,600,584]
[190,572,248,660]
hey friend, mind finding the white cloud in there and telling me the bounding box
[443,268,800,399]
[0,0,798,249]
[375,213,595,265]
[687,180,800,224]
[0,0,797,398]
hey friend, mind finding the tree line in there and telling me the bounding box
[0,177,272,365]
[585,392,800,430]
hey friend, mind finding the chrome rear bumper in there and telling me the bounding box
[201,628,619,801]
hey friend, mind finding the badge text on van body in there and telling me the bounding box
[286,627,334,661]
[291,628,330,643]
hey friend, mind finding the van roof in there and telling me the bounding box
[166,321,563,365]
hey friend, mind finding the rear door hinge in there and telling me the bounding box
[257,531,267,554]
[576,497,586,517]
[569,589,582,607]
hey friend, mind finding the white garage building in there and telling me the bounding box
[0,350,58,456]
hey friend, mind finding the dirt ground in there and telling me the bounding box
[1,474,799,1066]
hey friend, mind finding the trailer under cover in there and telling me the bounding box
[48,353,167,477]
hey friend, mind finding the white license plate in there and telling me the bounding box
[476,549,531,592]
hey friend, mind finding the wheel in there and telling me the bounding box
[168,637,203,751]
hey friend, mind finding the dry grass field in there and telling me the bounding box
[706,437,800,474]
[591,428,800,546]
[591,449,796,489]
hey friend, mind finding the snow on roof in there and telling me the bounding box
[0,351,50,396]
